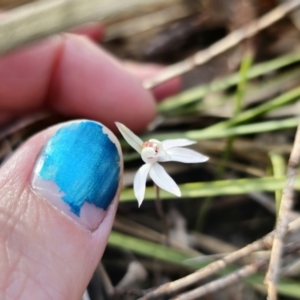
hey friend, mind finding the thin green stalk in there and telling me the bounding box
[196,54,253,230]
[220,53,254,172]
[235,54,254,112]
[204,85,300,132]
[269,152,286,215]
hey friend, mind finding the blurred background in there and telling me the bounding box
[1,0,300,299]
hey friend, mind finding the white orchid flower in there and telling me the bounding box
[116,122,209,206]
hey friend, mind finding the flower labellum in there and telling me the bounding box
[116,122,209,206]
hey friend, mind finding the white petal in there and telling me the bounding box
[149,163,181,197]
[162,139,196,150]
[161,147,209,163]
[134,164,151,206]
[158,147,172,161]
[115,122,143,154]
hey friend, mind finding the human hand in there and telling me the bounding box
[0,24,179,299]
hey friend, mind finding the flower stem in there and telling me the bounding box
[154,184,169,245]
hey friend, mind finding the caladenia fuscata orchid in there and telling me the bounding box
[116,122,209,206]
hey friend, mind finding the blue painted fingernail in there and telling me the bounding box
[31,120,121,231]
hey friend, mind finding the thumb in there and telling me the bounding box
[0,120,122,300]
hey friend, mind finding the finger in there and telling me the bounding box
[0,120,122,299]
[70,27,181,100]
[48,34,156,131]
[0,34,156,132]
[70,24,181,101]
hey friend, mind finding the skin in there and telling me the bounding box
[0,24,180,300]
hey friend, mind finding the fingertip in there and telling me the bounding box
[31,120,123,231]
[0,120,123,298]
[49,34,156,132]
[0,34,156,132]
[0,36,63,110]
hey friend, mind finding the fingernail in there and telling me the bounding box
[31,120,121,231]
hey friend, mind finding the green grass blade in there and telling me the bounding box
[235,53,253,112]
[205,86,300,132]
[140,117,299,142]
[158,51,300,112]
[120,176,300,202]
[108,231,195,265]
[175,67,300,117]
[197,54,253,230]
[108,232,300,299]
[269,152,286,215]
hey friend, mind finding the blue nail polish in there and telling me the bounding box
[32,120,121,230]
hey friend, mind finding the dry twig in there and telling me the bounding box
[139,216,300,300]
[173,262,265,300]
[173,241,300,300]
[265,123,300,300]
[139,237,271,299]
[95,263,114,296]
[143,0,300,89]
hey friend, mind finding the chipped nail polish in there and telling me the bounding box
[32,120,121,231]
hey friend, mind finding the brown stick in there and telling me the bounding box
[265,124,300,300]
[139,234,272,299]
[173,262,265,300]
[139,216,300,300]
[172,241,300,300]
